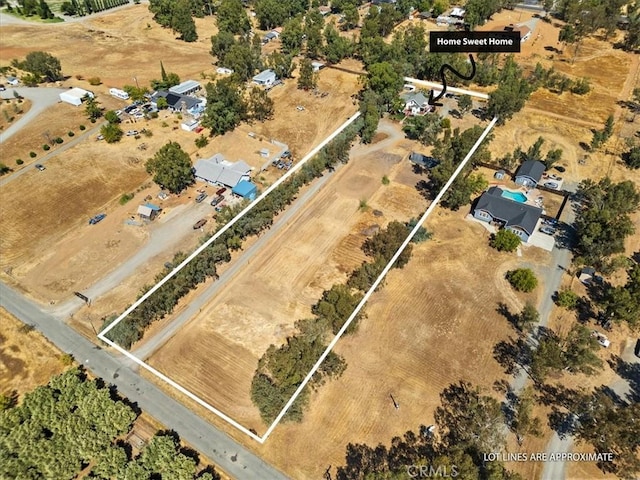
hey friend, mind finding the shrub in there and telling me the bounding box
[506,268,538,292]
[119,192,134,205]
[90,118,96,123]
[79,124,86,130]
[54,137,63,144]
[359,199,368,210]
[29,151,37,158]
[555,288,579,309]
[59,353,74,366]
[68,131,74,137]
[195,135,209,148]
[381,175,390,185]
[571,77,591,95]
[43,144,50,151]
[142,129,153,137]
[161,121,168,127]
[490,229,521,252]
[75,74,83,80]
[16,159,23,165]
[87,76,101,86]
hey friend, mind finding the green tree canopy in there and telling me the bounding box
[490,229,521,252]
[506,268,538,292]
[17,51,62,81]
[145,141,194,193]
[201,77,248,136]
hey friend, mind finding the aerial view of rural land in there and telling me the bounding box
[1,0,639,478]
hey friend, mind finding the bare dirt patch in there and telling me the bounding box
[0,308,65,399]
[0,97,31,132]
[146,131,427,433]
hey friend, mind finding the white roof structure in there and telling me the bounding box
[137,205,153,217]
[59,87,94,106]
[169,80,201,95]
[194,155,252,188]
[253,69,277,84]
[451,7,465,17]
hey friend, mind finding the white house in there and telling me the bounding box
[401,91,432,116]
[252,69,277,87]
[109,88,129,100]
[181,119,200,131]
[194,154,252,188]
[59,87,94,106]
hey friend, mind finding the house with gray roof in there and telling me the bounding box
[409,152,440,169]
[151,90,204,115]
[515,160,545,187]
[473,186,542,242]
[194,154,252,188]
[401,90,432,116]
[252,69,277,87]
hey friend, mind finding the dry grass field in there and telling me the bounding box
[146,127,428,433]
[0,98,31,133]
[0,308,66,399]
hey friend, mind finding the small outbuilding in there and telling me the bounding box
[253,69,277,87]
[232,180,258,200]
[59,87,94,106]
[578,267,596,285]
[515,160,546,188]
[311,61,325,72]
[137,203,162,221]
[494,170,506,180]
[169,80,201,96]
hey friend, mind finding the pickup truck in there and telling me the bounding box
[89,213,106,225]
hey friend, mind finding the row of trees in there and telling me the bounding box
[105,124,360,349]
[0,368,220,479]
[60,0,129,16]
[9,0,54,19]
[495,136,564,171]
[251,220,422,423]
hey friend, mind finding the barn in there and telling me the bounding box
[59,87,94,106]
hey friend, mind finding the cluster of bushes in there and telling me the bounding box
[529,63,591,95]
[104,122,361,349]
[251,219,422,424]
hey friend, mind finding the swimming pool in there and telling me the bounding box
[501,190,527,203]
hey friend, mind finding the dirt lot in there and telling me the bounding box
[145,126,427,433]
[0,307,66,399]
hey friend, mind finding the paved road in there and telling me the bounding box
[0,87,67,143]
[0,281,288,480]
[133,119,405,361]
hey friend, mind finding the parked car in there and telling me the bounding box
[34,164,46,171]
[0,84,5,91]
[215,187,227,196]
[543,181,559,189]
[296,105,305,111]
[554,165,566,173]
[543,218,558,226]
[126,130,139,136]
[540,225,556,235]
[96,134,104,141]
[195,192,208,203]
[210,195,224,206]
[193,218,207,229]
[89,213,106,225]
[281,150,291,159]
[591,331,610,348]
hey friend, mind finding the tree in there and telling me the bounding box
[266,51,295,79]
[562,323,602,375]
[200,77,247,136]
[490,229,521,252]
[17,51,62,81]
[530,331,564,381]
[511,387,542,445]
[104,110,120,124]
[216,0,250,34]
[623,1,640,51]
[599,263,640,328]
[506,268,538,292]
[341,3,359,30]
[457,94,472,115]
[145,141,194,193]
[544,148,563,170]
[280,16,304,55]
[247,86,274,122]
[84,94,102,120]
[297,58,316,91]
[171,0,198,41]
[487,56,535,123]
[555,288,579,309]
[516,302,539,333]
[402,113,443,146]
[435,381,506,453]
[100,122,123,143]
[312,284,363,334]
[623,145,640,169]
[358,90,380,144]
[123,84,149,102]
[366,62,404,111]
[323,24,354,64]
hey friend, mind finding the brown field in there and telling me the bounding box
[0,5,360,307]
[0,308,66,399]
[146,126,428,433]
[0,97,31,133]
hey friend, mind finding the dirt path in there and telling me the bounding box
[522,107,602,129]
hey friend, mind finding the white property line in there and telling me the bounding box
[261,115,499,442]
[403,77,490,100]
[97,111,361,442]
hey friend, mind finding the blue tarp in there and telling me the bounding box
[144,203,162,211]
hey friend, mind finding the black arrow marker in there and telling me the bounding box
[427,53,477,106]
